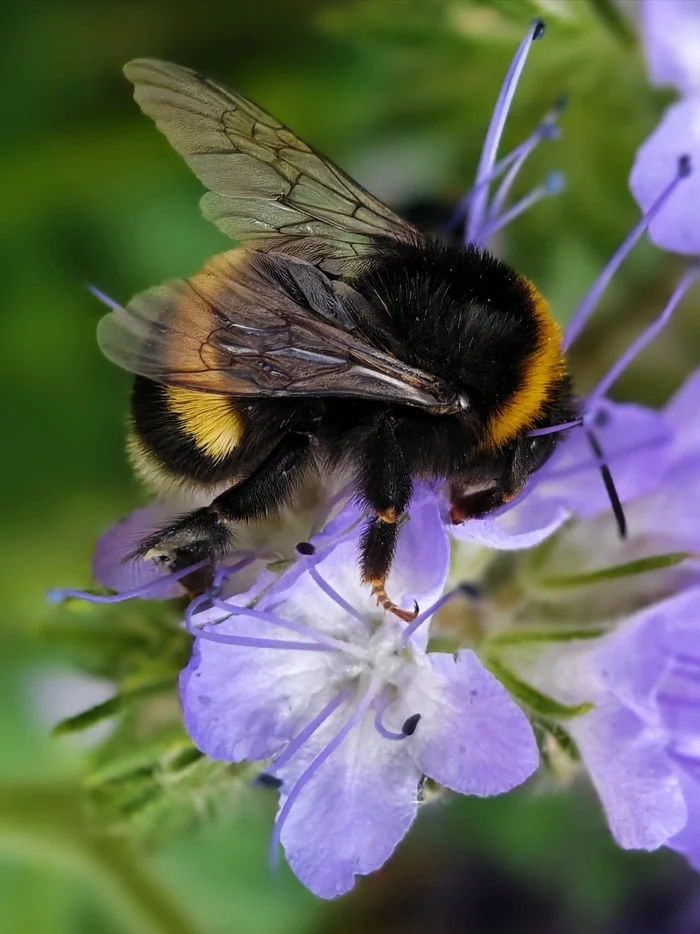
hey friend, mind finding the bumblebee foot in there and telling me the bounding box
[134,507,230,575]
[370,581,419,623]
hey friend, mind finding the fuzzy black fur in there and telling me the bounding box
[130,239,576,601]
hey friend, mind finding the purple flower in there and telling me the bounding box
[575,585,700,858]
[181,500,538,898]
[639,0,700,96]
[496,563,700,860]
[630,101,700,254]
[91,503,188,599]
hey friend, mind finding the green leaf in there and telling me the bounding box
[487,658,593,720]
[535,552,692,592]
[53,680,174,736]
[85,725,193,786]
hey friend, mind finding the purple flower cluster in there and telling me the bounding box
[634,0,700,254]
[53,16,700,899]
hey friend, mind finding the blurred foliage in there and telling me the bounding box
[3,0,700,931]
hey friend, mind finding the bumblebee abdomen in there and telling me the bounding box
[129,376,247,491]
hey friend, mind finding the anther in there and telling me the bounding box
[295,541,316,556]
[679,154,692,178]
[256,772,283,790]
[401,714,421,736]
[457,582,480,600]
[532,18,546,40]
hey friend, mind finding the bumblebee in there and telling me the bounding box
[98,60,576,619]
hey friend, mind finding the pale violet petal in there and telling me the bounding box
[595,609,672,723]
[668,769,700,870]
[568,704,687,850]
[449,495,568,550]
[386,483,450,611]
[540,401,671,518]
[664,369,700,461]
[180,610,341,763]
[629,99,700,256]
[640,0,700,96]
[404,650,539,795]
[276,705,421,899]
[92,504,186,599]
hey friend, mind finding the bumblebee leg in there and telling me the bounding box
[356,413,416,622]
[135,432,315,571]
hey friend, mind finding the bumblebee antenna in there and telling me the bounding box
[585,428,627,538]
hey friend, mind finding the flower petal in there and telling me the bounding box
[595,609,672,723]
[448,495,568,550]
[387,483,450,610]
[92,505,185,599]
[665,368,700,462]
[639,0,700,96]
[568,703,687,850]
[541,401,671,517]
[276,706,420,899]
[668,769,700,870]
[406,650,539,796]
[629,98,700,255]
[180,609,342,763]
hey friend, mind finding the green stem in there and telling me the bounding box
[86,836,198,934]
[0,784,199,934]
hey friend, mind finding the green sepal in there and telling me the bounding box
[85,725,194,787]
[532,717,581,763]
[53,679,173,736]
[489,627,605,647]
[535,552,692,592]
[486,658,593,720]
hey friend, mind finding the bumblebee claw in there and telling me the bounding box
[371,581,419,622]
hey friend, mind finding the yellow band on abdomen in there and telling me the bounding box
[166,386,244,461]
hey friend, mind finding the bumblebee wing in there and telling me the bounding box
[123,59,419,274]
[97,249,454,410]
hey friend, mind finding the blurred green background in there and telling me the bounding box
[3,1,700,931]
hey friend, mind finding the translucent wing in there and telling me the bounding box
[97,249,457,412]
[123,59,419,273]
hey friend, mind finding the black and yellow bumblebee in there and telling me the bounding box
[98,59,576,619]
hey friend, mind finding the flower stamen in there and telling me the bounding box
[401,584,477,647]
[308,565,371,628]
[466,17,546,244]
[269,684,379,868]
[477,172,565,245]
[563,154,693,351]
[267,689,352,777]
[448,95,565,236]
[587,265,700,405]
[374,694,421,740]
[47,558,208,605]
[205,596,369,658]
